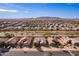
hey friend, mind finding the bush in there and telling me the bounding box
[0,42,6,48]
[4,33,14,38]
[48,51,53,56]
[43,32,52,38]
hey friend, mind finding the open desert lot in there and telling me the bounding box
[0,31,79,37]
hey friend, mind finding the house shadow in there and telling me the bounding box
[0,47,10,53]
[50,43,59,48]
[74,43,79,47]
[40,43,49,48]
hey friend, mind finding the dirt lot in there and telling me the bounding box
[0,30,79,36]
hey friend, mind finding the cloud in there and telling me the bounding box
[0,9,18,12]
[0,8,30,13]
[24,11,29,13]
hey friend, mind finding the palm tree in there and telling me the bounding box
[30,36,35,48]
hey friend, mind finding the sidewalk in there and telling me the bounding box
[9,47,79,52]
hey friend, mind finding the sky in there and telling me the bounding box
[0,3,79,18]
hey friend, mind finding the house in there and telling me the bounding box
[34,36,48,47]
[70,38,79,47]
[51,36,66,48]
[5,37,19,48]
[17,36,33,48]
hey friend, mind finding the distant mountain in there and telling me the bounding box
[0,16,79,20]
[35,17,62,20]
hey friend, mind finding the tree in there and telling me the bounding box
[34,41,40,48]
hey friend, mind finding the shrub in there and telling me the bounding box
[0,42,6,48]
[47,51,53,56]
[4,33,14,38]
